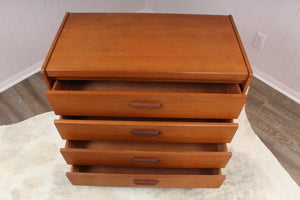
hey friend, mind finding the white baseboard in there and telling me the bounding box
[253,67,300,104]
[0,60,299,105]
[0,60,44,93]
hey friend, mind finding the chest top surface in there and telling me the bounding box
[44,13,251,82]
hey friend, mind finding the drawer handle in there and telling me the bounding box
[130,129,161,137]
[133,180,159,186]
[131,157,160,164]
[129,102,162,109]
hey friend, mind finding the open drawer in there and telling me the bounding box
[61,141,231,168]
[67,166,225,188]
[46,80,247,119]
[55,117,238,143]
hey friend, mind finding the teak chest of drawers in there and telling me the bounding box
[41,13,252,188]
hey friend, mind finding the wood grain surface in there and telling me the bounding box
[61,141,231,168]
[0,73,52,125]
[44,13,249,83]
[54,80,241,93]
[47,81,246,119]
[41,12,70,89]
[1,73,298,186]
[1,74,299,186]
[229,15,253,94]
[245,77,300,186]
[55,117,238,143]
[67,166,225,188]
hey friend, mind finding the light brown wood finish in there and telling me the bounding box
[54,80,242,93]
[61,141,231,168]
[55,118,238,143]
[67,166,225,188]
[47,81,247,119]
[47,91,246,119]
[41,13,252,187]
[7,75,300,187]
[41,12,70,90]
[229,15,253,94]
[44,13,249,83]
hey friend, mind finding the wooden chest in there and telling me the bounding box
[41,13,252,188]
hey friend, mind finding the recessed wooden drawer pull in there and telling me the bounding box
[129,102,162,109]
[130,129,161,137]
[131,157,160,164]
[133,180,159,186]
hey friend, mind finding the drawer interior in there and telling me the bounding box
[53,80,241,94]
[72,165,221,175]
[61,116,233,123]
[66,141,227,152]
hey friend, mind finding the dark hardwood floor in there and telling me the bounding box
[245,77,300,186]
[0,73,299,185]
[0,73,52,125]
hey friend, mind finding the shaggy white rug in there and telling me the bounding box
[0,109,300,200]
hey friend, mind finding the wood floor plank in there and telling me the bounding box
[246,77,300,186]
[14,73,52,113]
[0,73,51,125]
[0,88,34,125]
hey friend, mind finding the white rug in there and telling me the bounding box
[1,109,300,200]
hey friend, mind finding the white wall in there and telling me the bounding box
[1,0,300,103]
[0,0,145,91]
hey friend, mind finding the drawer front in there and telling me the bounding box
[67,166,225,188]
[55,118,238,143]
[47,91,247,119]
[61,141,232,168]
